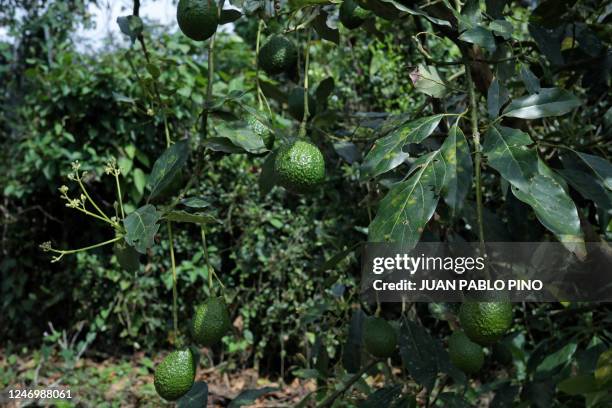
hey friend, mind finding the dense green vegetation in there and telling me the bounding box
[1,0,612,406]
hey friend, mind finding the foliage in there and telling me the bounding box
[1,0,612,406]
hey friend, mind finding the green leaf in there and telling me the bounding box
[410,64,447,99]
[558,375,600,395]
[383,1,452,27]
[228,387,279,408]
[163,211,219,225]
[203,137,246,153]
[502,88,581,119]
[595,349,612,387]
[123,204,160,254]
[288,0,331,10]
[214,123,268,154]
[342,309,364,373]
[116,15,143,43]
[361,114,444,180]
[486,0,509,19]
[180,197,210,208]
[489,19,513,39]
[487,78,510,119]
[573,152,612,191]
[333,141,362,164]
[146,63,160,79]
[313,11,339,45]
[358,385,402,408]
[259,151,278,196]
[368,150,447,245]
[315,77,335,104]
[178,382,208,408]
[536,342,578,374]
[398,319,441,390]
[459,26,497,52]
[147,139,190,202]
[219,9,242,24]
[511,175,585,258]
[437,393,471,408]
[520,65,541,94]
[440,126,472,216]
[484,126,584,256]
[133,168,146,195]
[483,126,539,191]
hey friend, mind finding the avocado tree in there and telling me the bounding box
[36,0,612,406]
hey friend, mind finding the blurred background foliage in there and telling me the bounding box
[1,1,612,406]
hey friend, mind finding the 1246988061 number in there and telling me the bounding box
[8,388,72,399]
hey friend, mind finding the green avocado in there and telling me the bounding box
[448,331,485,374]
[363,317,397,358]
[459,301,513,345]
[258,35,298,76]
[192,297,231,347]
[274,139,325,194]
[177,0,219,41]
[154,349,196,401]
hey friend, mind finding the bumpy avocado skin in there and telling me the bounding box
[287,88,317,121]
[339,0,370,29]
[154,349,196,401]
[274,140,325,194]
[258,35,298,75]
[192,297,231,347]
[177,0,219,41]
[448,331,485,374]
[459,301,513,345]
[363,317,397,358]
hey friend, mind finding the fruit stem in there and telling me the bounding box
[299,29,312,138]
[255,19,264,111]
[201,226,215,295]
[317,358,381,408]
[167,221,179,343]
[462,48,486,256]
[202,32,216,135]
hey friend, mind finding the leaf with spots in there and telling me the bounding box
[368,149,448,247]
[361,114,445,180]
[440,126,473,216]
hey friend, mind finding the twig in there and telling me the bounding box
[317,359,381,408]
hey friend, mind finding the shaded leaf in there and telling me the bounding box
[503,88,580,119]
[558,375,600,395]
[343,309,364,373]
[333,141,362,164]
[228,387,279,408]
[410,64,447,98]
[459,26,496,52]
[219,9,242,24]
[398,319,440,390]
[178,382,208,408]
[358,385,402,408]
[313,11,339,45]
[180,197,210,208]
[487,78,510,119]
[315,77,335,104]
[163,210,219,225]
[383,1,452,27]
[123,204,160,254]
[116,15,143,43]
[259,151,278,196]
[147,139,190,202]
[441,126,472,216]
[520,65,541,94]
